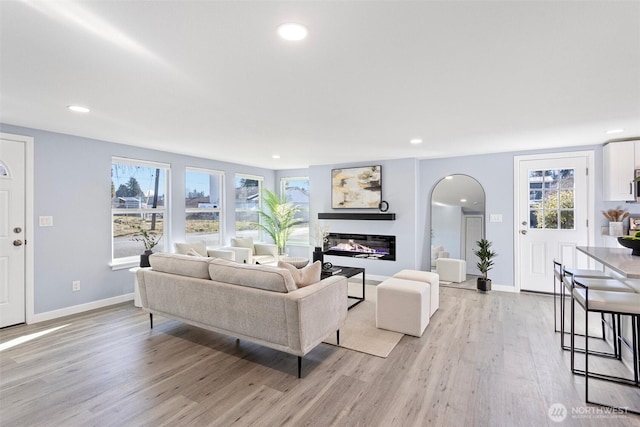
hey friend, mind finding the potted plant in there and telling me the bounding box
[131,221,162,267]
[255,189,302,256]
[474,238,497,292]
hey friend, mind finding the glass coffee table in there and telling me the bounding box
[321,265,365,310]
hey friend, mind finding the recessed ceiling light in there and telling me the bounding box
[272,154,281,159]
[410,138,423,144]
[460,199,467,203]
[605,128,624,134]
[277,23,308,41]
[445,176,453,180]
[67,105,90,113]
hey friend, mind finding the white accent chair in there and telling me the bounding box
[220,236,278,265]
[436,258,466,283]
[376,270,439,337]
[430,245,450,269]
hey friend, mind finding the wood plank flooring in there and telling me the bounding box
[1,287,639,426]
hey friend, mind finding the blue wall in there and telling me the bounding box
[1,123,274,314]
[3,121,638,316]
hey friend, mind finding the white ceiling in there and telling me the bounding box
[1,1,639,170]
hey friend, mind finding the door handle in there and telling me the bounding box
[520,230,527,235]
[13,239,23,246]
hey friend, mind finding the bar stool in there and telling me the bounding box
[559,265,615,351]
[571,277,640,414]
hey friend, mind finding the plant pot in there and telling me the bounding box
[140,250,153,268]
[312,247,324,264]
[477,277,492,292]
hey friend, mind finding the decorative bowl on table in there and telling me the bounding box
[617,237,640,256]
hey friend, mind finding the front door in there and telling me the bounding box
[515,152,593,293]
[0,137,26,327]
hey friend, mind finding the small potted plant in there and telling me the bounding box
[474,238,497,292]
[131,222,162,267]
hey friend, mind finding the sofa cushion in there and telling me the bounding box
[175,241,208,257]
[208,258,297,293]
[277,260,321,288]
[231,237,255,255]
[149,252,211,279]
[185,248,204,257]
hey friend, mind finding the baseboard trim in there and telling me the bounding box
[491,284,517,293]
[30,293,134,324]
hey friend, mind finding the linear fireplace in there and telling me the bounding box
[323,233,396,261]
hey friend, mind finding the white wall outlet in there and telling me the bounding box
[72,281,80,291]
[39,216,54,227]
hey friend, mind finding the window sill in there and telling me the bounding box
[110,259,139,271]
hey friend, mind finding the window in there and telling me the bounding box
[111,158,169,266]
[528,168,575,229]
[185,168,223,246]
[281,176,309,244]
[234,174,262,240]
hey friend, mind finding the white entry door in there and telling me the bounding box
[516,153,592,293]
[0,138,26,327]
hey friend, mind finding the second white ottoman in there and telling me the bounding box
[376,277,430,337]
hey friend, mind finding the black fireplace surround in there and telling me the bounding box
[323,233,396,261]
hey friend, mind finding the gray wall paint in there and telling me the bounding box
[309,158,420,277]
[1,123,274,314]
[4,121,638,314]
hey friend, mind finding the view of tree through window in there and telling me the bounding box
[281,177,309,244]
[235,174,262,240]
[529,168,575,229]
[186,168,223,245]
[111,158,168,264]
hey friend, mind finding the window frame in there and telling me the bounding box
[234,173,263,240]
[185,166,225,246]
[280,176,310,245]
[110,157,170,269]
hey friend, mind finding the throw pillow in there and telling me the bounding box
[231,237,255,255]
[175,241,208,257]
[277,260,322,288]
[186,248,205,257]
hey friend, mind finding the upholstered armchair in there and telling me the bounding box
[220,236,278,265]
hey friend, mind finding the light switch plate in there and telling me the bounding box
[39,216,53,227]
[490,214,503,223]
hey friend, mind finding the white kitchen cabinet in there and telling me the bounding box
[603,141,635,201]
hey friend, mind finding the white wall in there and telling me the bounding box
[432,205,462,259]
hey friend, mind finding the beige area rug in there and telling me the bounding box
[323,284,404,358]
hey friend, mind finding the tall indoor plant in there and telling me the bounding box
[255,189,301,256]
[474,238,497,292]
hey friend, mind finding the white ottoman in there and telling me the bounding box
[376,278,430,337]
[393,269,439,316]
[436,258,466,283]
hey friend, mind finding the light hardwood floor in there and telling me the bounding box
[1,287,639,426]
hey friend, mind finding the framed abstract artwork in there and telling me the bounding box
[331,165,382,208]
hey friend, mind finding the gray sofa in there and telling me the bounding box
[136,253,348,377]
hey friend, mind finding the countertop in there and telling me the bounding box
[577,246,640,279]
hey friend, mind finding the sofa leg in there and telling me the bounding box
[149,313,153,329]
[297,356,302,378]
[337,330,340,346]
